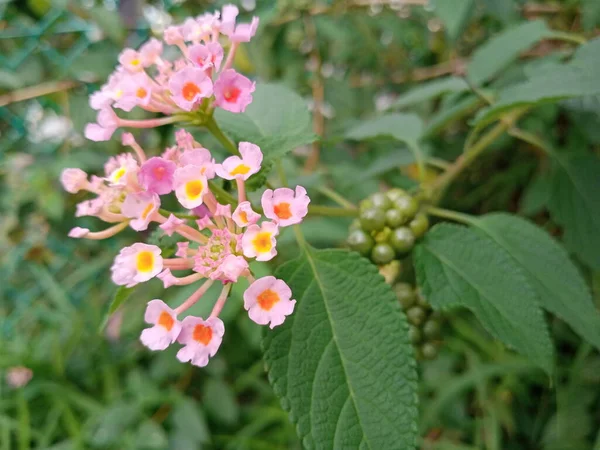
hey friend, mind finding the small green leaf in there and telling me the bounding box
[263,248,418,450]
[547,153,600,269]
[431,0,474,41]
[467,20,554,86]
[414,224,554,374]
[471,213,600,350]
[98,286,134,332]
[346,113,426,178]
[391,77,470,109]
[214,83,317,160]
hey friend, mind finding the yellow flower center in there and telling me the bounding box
[136,87,148,98]
[130,58,141,66]
[185,180,204,199]
[112,167,126,181]
[239,211,248,224]
[158,311,174,331]
[193,324,213,345]
[141,203,154,220]
[252,231,272,253]
[257,289,280,311]
[230,164,250,176]
[136,251,154,272]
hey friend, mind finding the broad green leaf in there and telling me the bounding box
[423,95,482,137]
[475,38,600,126]
[414,224,553,374]
[346,113,426,178]
[470,213,600,349]
[214,83,317,160]
[392,77,470,109]
[547,154,600,269]
[431,0,474,41]
[467,20,554,86]
[263,248,418,450]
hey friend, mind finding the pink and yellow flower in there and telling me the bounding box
[111,243,163,287]
[232,201,260,228]
[215,142,262,181]
[243,276,296,328]
[242,221,279,261]
[121,192,160,231]
[174,166,209,209]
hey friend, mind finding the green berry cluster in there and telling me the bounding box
[394,283,442,360]
[347,189,429,266]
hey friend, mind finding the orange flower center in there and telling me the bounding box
[193,324,213,345]
[185,180,204,199]
[141,203,154,219]
[158,311,174,331]
[252,231,272,253]
[136,251,154,272]
[182,82,201,101]
[223,87,241,102]
[239,211,248,224]
[136,87,147,98]
[257,289,280,311]
[230,164,250,176]
[274,202,292,220]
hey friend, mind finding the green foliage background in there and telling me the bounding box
[2,0,600,449]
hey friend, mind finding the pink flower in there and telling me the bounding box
[229,17,259,43]
[76,197,104,217]
[220,4,239,36]
[140,300,182,351]
[215,203,232,218]
[175,129,195,150]
[189,42,223,71]
[139,157,176,195]
[212,254,248,282]
[164,25,184,45]
[176,242,190,258]
[118,48,144,72]
[60,168,88,193]
[114,73,153,112]
[214,69,255,113]
[111,243,163,287]
[174,166,209,209]
[243,276,296,328]
[232,201,260,227]
[157,269,179,288]
[139,38,163,66]
[176,316,224,367]
[215,142,262,180]
[180,148,215,179]
[6,367,33,389]
[261,186,310,227]
[84,123,115,142]
[169,67,213,111]
[241,221,279,261]
[68,227,90,238]
[160,214,185,236]
[122,192,160,231]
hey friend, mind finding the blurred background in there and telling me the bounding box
[1,0,600,449]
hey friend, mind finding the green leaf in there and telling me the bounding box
[346,113,426,178]
[475,38,600,126]
[263,248,418,450]
[214,83,317,160]
[414,224,554,374]
[98,286,134,332]
[547,153,600,269]
[467,20,554,86]
[392,77,470,109]
[431,0,474,41]
[470,213,600,350]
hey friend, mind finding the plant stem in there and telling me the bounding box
[159,209,197,220]
[276,158,288,187]
[317,186,357,209]
[307,205,358,217]
[208,181,238,207]
[425,206,474,225]
[205,116,239,155]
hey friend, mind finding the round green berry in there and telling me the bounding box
[385,208,405,228]
[408,325,422,344]
[421,342,439,360]
[416,291,430,309]
[360,208,386,232]
[422,319,441,339]
[394,283,415,309]
[389,227,415,254]
[409,213,429,239]
[406,306,426,326]
[386,188,408,202]
[349,219,362,232]
[371,243,395,265]
[370,192,393,210]
[359,198,374,212]
[394,195,419,220]
[347,229,374,256]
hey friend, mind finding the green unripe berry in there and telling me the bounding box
[394,283,415,309]
[422,319,441,339]
[371,243,395,265]
[373,227,392,244]
[360,208,386,232]
[370,192,393,210]
[386,188,408,202]
[408,325,422,344]
[394,195,419,220]
[359,198,374,212]
[409,213,429,239]
[385,208,405,228]
[416,291,430,309]
[389,227,415,254]
[406,306,426,326]
[347,229,374,256]
[421,342,439,360]
[349,219,362,232]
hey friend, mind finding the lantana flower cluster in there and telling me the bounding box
[85,4,258,142]
[63,8,311,368]
[62,130,310,367]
